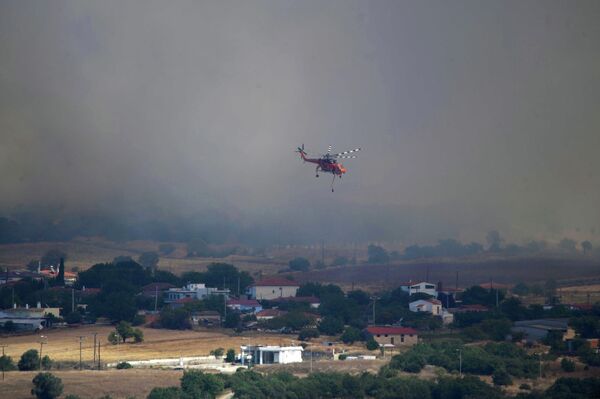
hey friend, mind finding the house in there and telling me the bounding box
[247,278,299,300]
[165,283,230,304]
[512,318,573,343]
[270,296,320,309]
[409,298,442,315]
[441,309,454,325]
[0,303,61,331]
[227,298,262,313]
[365,326,418,347]
[140,283,176,298]
[256,308,288,320]
[400,281,437,297]
[190,311,221,327]
[39,269,78,286]
[240,345,303,365]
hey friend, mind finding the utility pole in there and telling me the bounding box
[93,332,98,363]
[457,349,462,377]
[371,296,378,324]
[78,336,85,370]
[310,346,313,373]
[154,285,159,312]
[97,341,101,370]
[71,288,75,313]
[1,344,7,381]
[39,336,47,370]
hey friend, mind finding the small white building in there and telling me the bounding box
[409,298,442,315]
[247,278,299,300]
[165,283,230,304]
[240,345,303,365]
[400,282,438,297]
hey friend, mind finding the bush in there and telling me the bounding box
[561,357,576,372]
[0,355,16,371]
[116,362,133,369]
[147,386,182,399]
[340,327,363,344]
[366,338,380,351]
[132,328,144,343]
[31,372,63,399]
[65,311,82,325]
[226,349,236,363]
[317,317,344,335]
[338,354,347,360]
[289,257,310,272]
[298,328,320,341]
[18,349,40,371]
[180,370,224,399]
[492,369,513,386]
[210,348,224,358]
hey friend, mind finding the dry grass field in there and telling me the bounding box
[0,369,185,399]
[0,325,303,364]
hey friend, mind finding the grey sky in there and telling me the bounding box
[1,1,599,243]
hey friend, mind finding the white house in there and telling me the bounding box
[164,283,230,304]
[0,303,61,331]
[247,278,299,300]
[409,298,442,315]
[240,345,303,365]
[400,282,438,297]
[226,298,262,314]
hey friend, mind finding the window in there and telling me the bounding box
[391,337,395,344]
[400,335,404,343]
[384,334,388,337]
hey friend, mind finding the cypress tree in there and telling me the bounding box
[56,258,65,285]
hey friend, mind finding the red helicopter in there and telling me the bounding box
[296,144,361,191]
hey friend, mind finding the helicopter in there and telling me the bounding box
[296,144,361,191]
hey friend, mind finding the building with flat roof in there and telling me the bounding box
[240,345,303,365]
[165,283,230,304]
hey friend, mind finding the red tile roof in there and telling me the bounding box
[251,278,299,287]
[366,326,418,335]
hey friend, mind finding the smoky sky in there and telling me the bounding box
[1,0,599,244]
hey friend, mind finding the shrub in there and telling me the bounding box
[147,386,182,399]
[317,317,344,335]
[492,369,513,386]
[226,349,236,363]
[18,349,40,371]
[0,355,16,371]
[132,314,146,326]
[210,348,224,358]
[338,354,347,360]
[116,362,133,369]
[298,328,320,341]
[132,328,144,343]
[366,338,380,351]
[31,372,63,399]
[289,257,310,272]
[561,357,576,372]
[180,370,224,399]
[340,327,363,344]
[65,311,82,325]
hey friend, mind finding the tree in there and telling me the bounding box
[108,331,119,345]
[180,370,224,399]
[581,241,593,255]
[56,258,65,285]
[225,349,236,363]
[0,354,16,371]
[210,348,224,358]
[31,372,63,399]
[366,338,379,351]
[298,328,320,341]
[224,312,241,328]
[492,369,512,386]
[289,257,310,272]
[561,358,576,372]
[318,316,344,335]
[147,387,182,399]
[138,252,160,272]
[368,244,389,263]
[116,321,134,342]
[341,327,363,344]
[132,328,144,343]
[18,349,40,371]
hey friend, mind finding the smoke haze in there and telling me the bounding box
[1,1,599,244]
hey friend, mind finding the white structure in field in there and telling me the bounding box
[409,298,442,315]
[400,281,438,297]
[240,345,303,365]
[247,278,299,300]
[165,283,230,304]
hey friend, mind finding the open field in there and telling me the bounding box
[0,369,185,399]
[0,325,307,364]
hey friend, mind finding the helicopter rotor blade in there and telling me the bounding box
[327,145,332,154]
[333,148,361,157]
[338,155,357,159]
